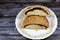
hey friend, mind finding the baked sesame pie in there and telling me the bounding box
[21,5,50,29]
[23,5,50,16]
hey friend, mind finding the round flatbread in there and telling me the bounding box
[22,15,49,29]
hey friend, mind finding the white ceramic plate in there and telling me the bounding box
[15,6,57,39]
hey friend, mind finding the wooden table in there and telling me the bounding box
[0,0,60,40]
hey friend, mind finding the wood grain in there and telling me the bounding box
[0,28,20,36]
[0,3,60,17]
[45,35,60,40]
[0,17,15,28]
[50,8,60,17]
[0,36,30,40]
[0,8,22,17]
[0,35,60,40]
[0,0,53,3]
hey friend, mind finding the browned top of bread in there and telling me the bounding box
[23,5,50,16]
[22,15,49,29]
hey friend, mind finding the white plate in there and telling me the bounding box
[15,6,57,39]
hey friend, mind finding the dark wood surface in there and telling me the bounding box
[0,0,60,40]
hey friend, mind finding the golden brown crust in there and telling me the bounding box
[23,5,50,16]
[22,15,49,29]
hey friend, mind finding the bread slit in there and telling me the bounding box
[24,24,48,29]
[25,7,48,15]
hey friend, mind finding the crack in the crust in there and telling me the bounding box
[27,15,44,17]
[25,7,48,15]
[24,24,48,29]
